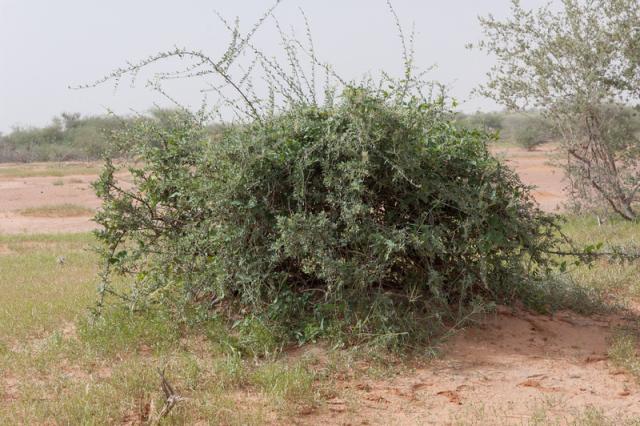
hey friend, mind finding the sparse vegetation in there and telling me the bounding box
[0,163,100,178]
[0,109,222,163]
[474,0,640,219]
[2,215,640,423]
[0,233,355,424]
[19,204,94,218]
[0,113,122,162]
[456,110,563,150]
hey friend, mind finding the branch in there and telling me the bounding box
[151,368,185,425]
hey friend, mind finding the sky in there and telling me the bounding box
[0,0,556,132]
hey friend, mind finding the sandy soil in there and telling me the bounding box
[304,307,639,425]
[0,165,102,234]
[491,144,566,212]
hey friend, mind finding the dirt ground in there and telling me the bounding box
[0,163,103,234]
[491,144,566,213]
[0,173,99,234]
[303,307,639,425]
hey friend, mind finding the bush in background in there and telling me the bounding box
[455,111,504,133]
[507,113,556,151]
[456,111,558,150]
[0,109,213,162]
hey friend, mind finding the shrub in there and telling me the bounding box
[509,113,555,151]
[455,111,504,133]
[94,88,562,349]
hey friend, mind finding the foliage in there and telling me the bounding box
[509,112,557,151]
[473,0,640,219]
[455,111,504,133]
[87,1,570,349]
[0,108,211,162]
[93,89,563,348]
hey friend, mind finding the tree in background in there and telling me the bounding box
[509,112,557,151]
[473,0,640,219]
[456,111,504,133]
[0,109,208,162]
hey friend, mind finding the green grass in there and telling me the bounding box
[19,203,95,218]
[252,361,316,407]
[0,233,322,424]
[0,233,98,342]
[561,215,640,301]
[0,163,100,178]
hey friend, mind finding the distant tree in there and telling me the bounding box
[473,0,640,219]
[61,112,82,130]
[461,111,504,133]
[509,113,556,151]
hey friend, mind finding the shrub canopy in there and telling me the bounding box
[95,89,560,346]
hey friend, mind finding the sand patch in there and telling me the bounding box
[303,307,640,425]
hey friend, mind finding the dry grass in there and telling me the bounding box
[453,402,640,425]
[19,204,95,217]
[0,163,100,178]
[609,329,640,381]
[0,233,323,424]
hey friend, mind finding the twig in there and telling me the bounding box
[151,368,185,425]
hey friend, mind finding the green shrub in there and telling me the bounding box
[455,111,504,133]
[94,87,562,349]
[509,113,555,151]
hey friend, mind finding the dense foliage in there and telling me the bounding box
[95,89,562,347]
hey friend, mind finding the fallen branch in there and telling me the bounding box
[151,368,185,425]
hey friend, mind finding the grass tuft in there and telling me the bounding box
[0,164,100,178]
[19,204,94,217]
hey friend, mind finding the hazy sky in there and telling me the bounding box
[0,0,555,132]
